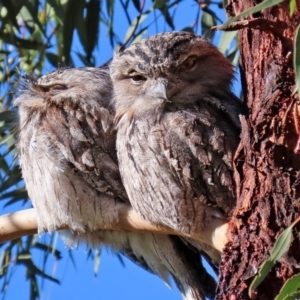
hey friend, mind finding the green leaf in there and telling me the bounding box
[130,27,148,44]
[132,0,141,12]
[290,0,296,16]
[75,51,92,66]
[0,157,9,172]
[275,273,300,300]
[249,224,294,296]
[84,0,100,62]
[218,31,238,54]
[158,5,174,30]
[19,257,60,284]
[153,0,167,9]
[46,52,60,68]
[19,0,46,35]
[47,0,65,21]
[1,188,28,202]
[62,0,85,64]
[1,0,21,31]
[33,242,62,260]
[0,111,17,123]
[0,31,47,50]
[105,0,115,47]
[201,10,217,37]
[219,0,285,30]
[124,11,150,43]
[282,291,300,300]
[294,24,300,98]
[0,171,23,193]
[106,0,115,16]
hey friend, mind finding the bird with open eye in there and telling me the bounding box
[111,31,243,249]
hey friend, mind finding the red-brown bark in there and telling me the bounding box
[217,1,300,299]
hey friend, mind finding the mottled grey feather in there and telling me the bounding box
[111,31,242,257]
[14,67,216,300]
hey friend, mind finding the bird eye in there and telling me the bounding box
[130,74,146,84]
[181,58,196,70]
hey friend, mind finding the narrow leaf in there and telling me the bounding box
[62,0,85,64]
[201,10,217,38]
[46,52,60,68]
[153,0,167,9]
[219,0,284,30]
[20,0,46,35]
[33,242,62,260]
[283,291,300,300]
[0,111,17,123]
[124,11,149,43]
[132,0,141,12]
[218,31,238,54]
[249,224,294,296]
[275,273,300,300]
[0,171,23,193]
[1,0,20,31]
[0,31,47,50]
[294,24,300,98]
[84,0,100,61]
[19,257,60,284]
[290,0,296,16]
[1,188,28,201]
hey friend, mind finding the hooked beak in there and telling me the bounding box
[147,79,171,103]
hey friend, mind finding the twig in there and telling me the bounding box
[212,18,285,33]
[0,208,229,252]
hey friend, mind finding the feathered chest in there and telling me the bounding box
[116,105,239,233]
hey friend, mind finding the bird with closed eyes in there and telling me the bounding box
[111,31,242,248]
[14,67,217,300]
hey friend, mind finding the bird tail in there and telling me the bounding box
[151,235,217,300]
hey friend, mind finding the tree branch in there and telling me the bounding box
[0,208,229,252]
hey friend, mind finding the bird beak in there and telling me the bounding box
[147,79,171,103]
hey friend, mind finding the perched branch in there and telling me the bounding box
[0,207,229,252]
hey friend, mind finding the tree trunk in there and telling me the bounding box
[217,1,300,299]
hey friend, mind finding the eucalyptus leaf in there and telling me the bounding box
[132,0,141,12]
[275,273,300,300]
[0,171,23,193]
[290,0,296,16]
[1,188,28,203]
[294,24,300,98]
[219,0,284,30]
[249,223,294,296]
[85,0,101,62]
[201,9,217,38]
[33,242,62,260]
[62,0,85,64]
[46,52,60,68]
[124,11,150,43]
[218,31,237,54]
[19,257,60,284]
[1,0,20,31]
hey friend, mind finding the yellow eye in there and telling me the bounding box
[181,58,196,70]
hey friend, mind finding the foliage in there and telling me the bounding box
[249,217,300,299]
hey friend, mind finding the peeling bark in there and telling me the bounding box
[217,1,300,299]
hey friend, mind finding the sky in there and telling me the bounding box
[0,1,235,300]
